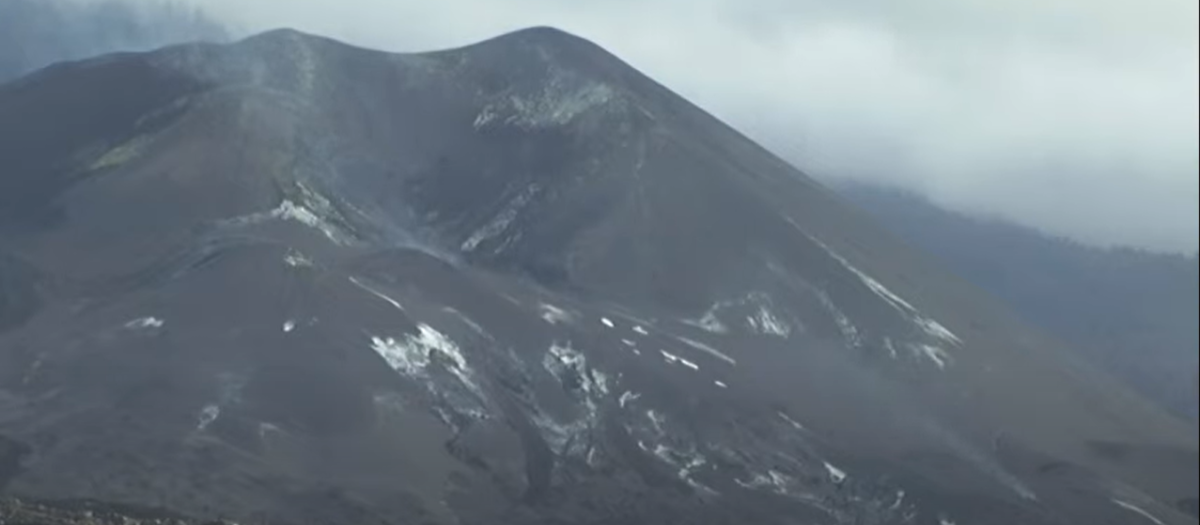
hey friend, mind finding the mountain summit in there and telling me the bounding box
[0,28,1195,525]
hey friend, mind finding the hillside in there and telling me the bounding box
[838,183,1200,420]
[0,28,1195,524]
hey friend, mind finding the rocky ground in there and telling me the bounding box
[0,499,235,525]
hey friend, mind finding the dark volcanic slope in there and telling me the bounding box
[0,28,1196,525]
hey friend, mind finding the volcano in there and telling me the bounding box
[0,28,1195,525]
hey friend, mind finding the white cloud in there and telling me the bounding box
[156,0,1200,251]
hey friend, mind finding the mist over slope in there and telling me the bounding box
[0,0,227,84]
[837,183,1200,420]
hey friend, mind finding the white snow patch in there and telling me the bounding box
[461,185,537,252]
[1112,499,1166,525]
[619,341,642,356]
[687,293,793,337]
[698,311,729,334]
[683,462,716,494]
[478,76,617,130]
[649,444,713,492]
[545,343,610,397]
[911,344,952,370]
[619,391,641,408]
[847,260,963,347]
[443,307,489,338]
[939,518,957,525]
[257,422,284,440]
[196,404,220,431]
[370,324,475,391]
[283,250,313,268]
[736,470,793,495]
[370,336,427,376]
[621,339,637,347]
[124,317,164,330]
[271,199,346,243]
[632,325,650,336]
[854,266,916,313]
[684,308,729,334]
[767,470,791,489]
[600,317,615,328]
[883,338,899,359]
[275,199,323,228]
[660,350,700,371]
[473,106,499,129]
[349,276,405,312]
[915,316,963,346]
[824,462,848,484]
[540,303,575,325]
[714,380,728,389]
[797,223,965,349]
[735,473,772,490]
[547,343,584,370]
[675,336,737,365]
[219,183,352,244]
[283,320,296,333]
[748,306,791,338]
[778,412,806,431]
[646,410,666,434]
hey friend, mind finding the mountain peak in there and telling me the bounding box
[232,26,359,53]
[490,25,588,45]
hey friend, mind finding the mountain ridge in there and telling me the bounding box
[0,27,1195,525]
[0,0,227,86]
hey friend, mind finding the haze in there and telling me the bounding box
[55,0,1200,252]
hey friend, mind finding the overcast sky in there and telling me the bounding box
[97,0,1200,252]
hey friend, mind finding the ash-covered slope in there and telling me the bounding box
[0,28,1195,525]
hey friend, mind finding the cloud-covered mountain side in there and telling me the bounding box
[837,182,1199,421]
[0,0,228,84]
